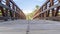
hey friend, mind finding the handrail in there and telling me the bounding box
[10,0,20,10]
[40,0,49,9]
[0,0,25,21]
[40,3,60,14]
[33,0,60,19]
[0,3,20,14]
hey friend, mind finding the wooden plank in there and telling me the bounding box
[55,6,60,16]
[40,3,60,14]
[33,3,60,19]
[0,3,20,15]
[40,0,49,8]
[10,0,20,10]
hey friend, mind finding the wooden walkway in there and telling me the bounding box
[0,20,60,34]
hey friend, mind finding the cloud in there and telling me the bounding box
[22,10,33,14]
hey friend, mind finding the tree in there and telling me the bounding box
[26,5,40,20]
[36,5,40,9]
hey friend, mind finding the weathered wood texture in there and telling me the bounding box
[0,0,26,21]
[33,0,60,21]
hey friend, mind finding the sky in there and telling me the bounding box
[13,0,46,14]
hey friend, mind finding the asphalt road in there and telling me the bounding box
[0,20,60,34]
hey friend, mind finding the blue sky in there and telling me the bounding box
[13,0,46,14]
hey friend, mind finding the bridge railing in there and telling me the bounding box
[39,0,60,20]
[0,0,22,21]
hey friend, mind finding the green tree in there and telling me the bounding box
[36,5,40,9]
[26,5,40,20]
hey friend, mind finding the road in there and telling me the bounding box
[0,20,60,34]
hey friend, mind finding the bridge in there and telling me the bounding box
[0,0,60,34]
[0,0,26,21]
[33,0,60,21]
